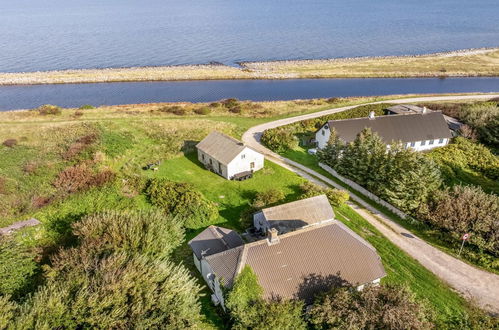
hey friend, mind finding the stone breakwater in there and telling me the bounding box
[1,47,498,85]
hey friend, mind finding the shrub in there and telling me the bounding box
[159,105,187,115]
[209,101,221,108]
[261,127,298,152]
[194,107,211,115]
[145,178,218,229]
[228,105,243,114]
[31,195,52,209]
[53,164,115,194]
[251,188,285,209]
[72,210,184,258]
[22,161,38,174]
[62,133,99,160]
[299,182,349,206]
[2,139,17,148]
[79,104,95,109]
[35,104,61,115]
[425,185,499,255]
[221,98,240,109]
[0,236,38,297]
[73,110,84,118]
[308,284,433,330]
[326,97,340,104]
[20,253,203,329]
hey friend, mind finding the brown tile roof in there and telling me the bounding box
[188,225,244,260]
[200,221,386,303]
[327,112,452,144]
[196,131,248,165]
[257,195,334,232]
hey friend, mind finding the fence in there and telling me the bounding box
[318,163,409,219]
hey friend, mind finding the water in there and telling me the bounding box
[1,0,498,72]
[1,78,497,110]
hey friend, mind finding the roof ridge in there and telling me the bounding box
[261,194,329,213]
[211,130,245,146]
[234,244,249,276]
[326,111,443,124]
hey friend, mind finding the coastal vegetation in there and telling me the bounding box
[1,48,498,85]
[0,98,496,328]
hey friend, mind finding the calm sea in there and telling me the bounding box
[1,0,498,72]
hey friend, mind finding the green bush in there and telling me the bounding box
[251,188,285,210]
[72,210,185,258]
[145,178,218,229]
[35,104,61,115]
[308,284,433,330]
[159,105,187,116]
[194,107,211,115]
[78,104,95,110]
[299,182,349,207]
[261,127,298,153]
[16,253,203,329]
[0,236,37,297]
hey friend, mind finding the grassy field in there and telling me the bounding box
[0,97,492,328]
[1,48,498,85]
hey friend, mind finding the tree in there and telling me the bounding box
[425,185,499,255]
[382,152,442,214]
[145,178,219,229]
[0,236,37,297]
[308,284,433,330]
[460,103,499,148]
[317,128,344,169]
[71,209,185,259]
[261,127,298,152]
[226,265,263,327]
[299,182,349,207]
[251,189,285,210]
[226,266,306,330]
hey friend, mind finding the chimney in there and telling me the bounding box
[267,228,279,245]
[422,106,428,114]
[368,111,375,120]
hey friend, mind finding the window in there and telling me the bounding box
[219,163,222,173]
[421,140,426,146]
[209,159,212,165]
[241,154,246,159]
[250,162,255,169]
[429,139,434,145]
[322,130,325,136]
[439,138,444,144]
[201,154,205,160]
[410,141,416,147]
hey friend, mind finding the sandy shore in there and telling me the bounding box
[0,48,498,85]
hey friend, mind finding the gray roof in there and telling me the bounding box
[327,112,452,144]
[257,195,334,233]
[0,218,41,235]
[387,104,427,115]
[196,131,249,165]
[198,221,386,303]
[188,225,244,260]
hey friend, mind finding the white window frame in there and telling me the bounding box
[421,140,426,146]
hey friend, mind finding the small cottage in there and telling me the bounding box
[253,195,334,234]
[196,131,264,180]
[189,221,386,308]
[316,111,452,152]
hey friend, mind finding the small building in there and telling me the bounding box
[189,221,386,307]
[387,104,464,132]
[196,131,264,180]
[253,195,334,234]
[316,111,452,152]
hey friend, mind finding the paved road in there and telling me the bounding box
[242,94,499,315]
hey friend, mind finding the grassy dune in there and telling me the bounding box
[1,48,498,85]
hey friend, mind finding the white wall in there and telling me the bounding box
[227,147,264,179]
[316,123,449,152]
[199,258,226,308]
[197,149,229,179]
[315,125,330,149]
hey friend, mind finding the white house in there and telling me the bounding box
[316,111,453,152]
[196,131,264,180]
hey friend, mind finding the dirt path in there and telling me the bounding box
[242,94,499,315]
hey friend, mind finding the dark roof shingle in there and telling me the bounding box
[327,112,452,144]
[188,225,244,259]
